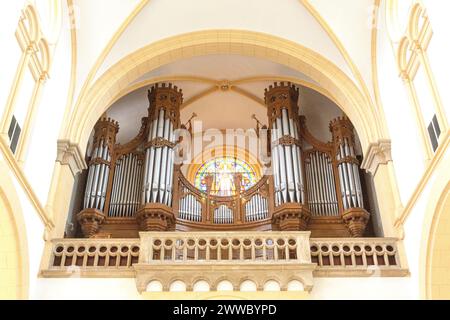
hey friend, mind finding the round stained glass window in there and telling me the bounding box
[194,157,258,196]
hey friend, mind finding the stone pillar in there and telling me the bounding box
[330,116,369,237]
[265,82,310,231]
[136,83,182,231]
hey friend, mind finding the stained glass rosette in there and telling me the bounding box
[194,157,258,196]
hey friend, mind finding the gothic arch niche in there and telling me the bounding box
[65,31,386,155]
[64,54,383,238]
[56,30,396,240]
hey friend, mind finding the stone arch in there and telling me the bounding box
[419,160,450,299]
[0,162,29,299]
[423,186,450,299]
[64,30,387,158]
[407,3,427,42]
[23,4,40,43]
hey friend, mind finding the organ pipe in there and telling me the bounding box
[141,83,182,207]
[330,117,364,210]
[108,153,144,217]
[330,116,370,237]
[305,151,339,216]
[76,82,372,238]
[77,117,119,238]
[82,117,119,213]
[265,82,305,206]
[265,82,311,232]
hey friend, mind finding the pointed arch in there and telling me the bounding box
[0,162,29,299]
[63,30,387,159]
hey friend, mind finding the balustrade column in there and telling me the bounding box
[330,116,370,237]
[77,117,119,238]
[136,83,182,231]
[265,82,310,231]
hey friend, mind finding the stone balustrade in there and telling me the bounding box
[41,233,408,289]
[41,238,140,277]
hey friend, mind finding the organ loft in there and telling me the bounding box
[74,82,372,239]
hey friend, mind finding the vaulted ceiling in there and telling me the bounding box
[70,0,378,152]
[71,0,379,107]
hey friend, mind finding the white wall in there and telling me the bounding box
[96,0,353,84]
[0,1,26,119]
[34,278,141,300]
[24,2,73,204]
[377,1,425,205]
[35,277,415,300]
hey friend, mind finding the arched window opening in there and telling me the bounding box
[194,157,259,196]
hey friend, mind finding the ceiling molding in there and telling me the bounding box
[106,75,341,113]
[182,86,219,109]
[137,75,218,85]
[232,76,339,105]
[68,30,384,156]
[230,86,265,106]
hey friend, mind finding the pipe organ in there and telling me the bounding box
[265,83,310,232]
[179,190,202,222]
[142,84,181,206]
[245,194,269,222]
[83,118,118,213]
[214,205,234,224]
[108,153,144,218]
[330,117,370,237]
[76,82,371,239]
[304,151,339,216]
[266,84,305,206]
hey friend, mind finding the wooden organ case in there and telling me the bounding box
[76,82,371,239]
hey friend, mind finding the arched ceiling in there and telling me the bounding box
[71,0,143,99]
[105,54,344,145]
[69,0,379,112]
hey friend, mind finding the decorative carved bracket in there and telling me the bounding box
[57,140,87,176]
[361,140,392,175]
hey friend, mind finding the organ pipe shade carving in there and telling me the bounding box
[265,82,306,206]
[142,83,183,207]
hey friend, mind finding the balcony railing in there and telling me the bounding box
[311,238,409,276]
[41,233,408,290]
[40,238,140,277]
[134,231,315,292]
[139,232,311,264]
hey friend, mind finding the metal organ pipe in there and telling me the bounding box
[82,118,119,214]
[305,151,339,217]
[271,125,281,206]
[245,194,269,222]
[275,118,288,204]
[330,117,365,212]
[141,83,182,213]
[214,205,233,224]
[107,152,144,218]
[281,110,295,203]
[265,82,305,208]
